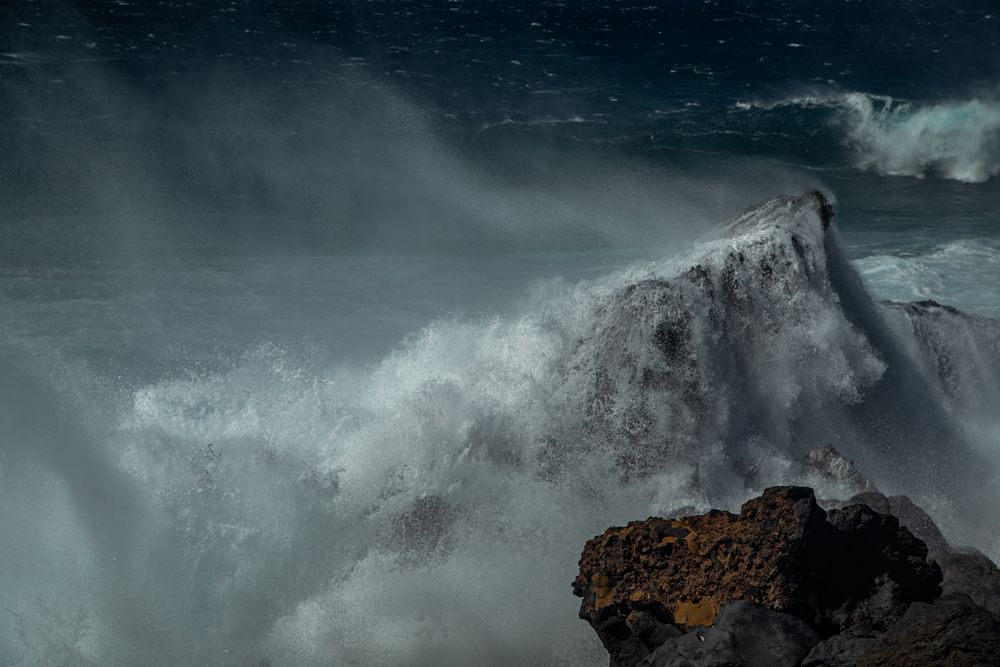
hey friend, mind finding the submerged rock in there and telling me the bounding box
[572,486,941,665]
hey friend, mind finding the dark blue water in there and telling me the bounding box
[3,0,999,261]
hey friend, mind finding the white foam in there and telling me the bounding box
[735,91,1000,182]
[842,93,1000,182]
[3,195,998,665]
[856,239,1000,316]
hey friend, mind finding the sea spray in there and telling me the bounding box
[842,94,1000,183]
[2,194,998,666]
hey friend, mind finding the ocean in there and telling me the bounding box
[1,1,999,665]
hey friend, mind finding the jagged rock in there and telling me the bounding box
[585,604,680,667]
[806,444,878,497]
[819,491,949,554]
[816,478,1000,620]
[848,491,890,513]
[822,503,943,629]
[641,601,818,667]
[573,487,941,665]
[885,494,950,557]
[800,624,879,667]
[939,550,1000,617]
[856,594,1000,666]
[809,448,950,560]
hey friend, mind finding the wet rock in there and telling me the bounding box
[642,600,819,667]
[805,444,878,497]
[856,594,1000,666]
[587,604,681,667]
[805,447,948,559]
[939,550,1000,617]
[886,494,950,557]
[573,487,941,664]
[823,503,942,629]
[843,491,891,513]
[801,624,879,667]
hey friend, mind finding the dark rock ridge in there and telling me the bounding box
[574,482,1000,667]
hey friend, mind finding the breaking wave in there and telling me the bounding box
[736,92,1000,182]
[3,193,999,666]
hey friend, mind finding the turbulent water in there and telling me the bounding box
[2,1,1000,665]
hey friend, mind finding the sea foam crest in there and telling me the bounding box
[737,92,1000,182]
[842,93,1000,183]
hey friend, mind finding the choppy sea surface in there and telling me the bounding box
[1,2,999,665]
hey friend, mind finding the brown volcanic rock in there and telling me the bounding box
[573,487,941,665]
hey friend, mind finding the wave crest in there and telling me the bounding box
[843,93,1000,183]
[737,92,1000,183]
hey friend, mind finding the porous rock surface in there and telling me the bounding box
[573,485,1000,667]
[573,486,942,665]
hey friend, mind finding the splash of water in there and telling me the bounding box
[841,93,1000,183]
[2,193,998,666]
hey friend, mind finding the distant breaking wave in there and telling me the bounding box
[736,91,1000,183]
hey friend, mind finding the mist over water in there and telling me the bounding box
[0,74,829,666]
[2,1,1000,665]
[4,193,999,666]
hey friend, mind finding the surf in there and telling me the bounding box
[735,91,1000,183]
[4,192,997,666]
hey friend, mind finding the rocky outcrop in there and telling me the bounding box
[856,595,1000,666]
[573,483,1000,667]
[806,444,879,496]
[939,550,1000,616]
[801,624,879,667]
[573,487,941,665]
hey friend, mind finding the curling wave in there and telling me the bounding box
[737,92,1000,182]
